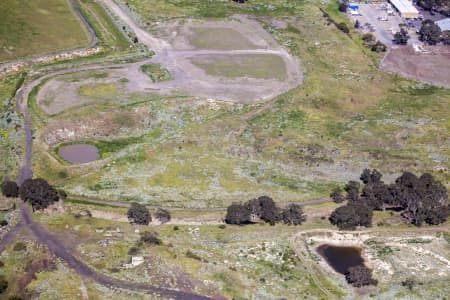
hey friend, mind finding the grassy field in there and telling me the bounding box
[27,0,449,209]
[0,0,90,62]
[191,54,286,80]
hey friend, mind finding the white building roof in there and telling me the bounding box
[436,18,450,31]
[389,0,419,14]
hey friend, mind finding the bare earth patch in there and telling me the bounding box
[36,13,303,113]
[381,45,450,88]
[190,54,286,80]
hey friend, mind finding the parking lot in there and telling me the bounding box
[348,2,420,47]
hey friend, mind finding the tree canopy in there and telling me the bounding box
[329,169,449,229]
[419,19,442,45]
[127,203,151,225]
[394,28,410,45]
[345,265,378,287]
[19,178,59,211]
[1,180,19,198]
[225,203,251,225]
[329,204,372,230]
[225,196,306,226]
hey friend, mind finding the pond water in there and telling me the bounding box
[58,144,100,164]
[316,244,364,275]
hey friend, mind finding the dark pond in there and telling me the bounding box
[316,244,364,275]
[58,144,100,164]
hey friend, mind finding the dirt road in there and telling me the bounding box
[67,194,330,210]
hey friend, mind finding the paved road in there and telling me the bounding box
[20,203,212,300]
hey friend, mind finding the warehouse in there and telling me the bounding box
[389,0,419,19]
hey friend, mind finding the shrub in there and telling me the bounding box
[281,204,306,225]
[0,276,7,293]
[336,22,350,34]
[345,265,377,287]
[371,41,387,52]
[330,187,345,203]
[329,204,372,230]
[154,208,171,224]
[225,203,250,225]
[1,180,19,198]
[13,242,26,252]
[128,203,151,225]
[128,247,139,255]
[57,190,67,200]
[140,231,161,245]
[186,250,202,261]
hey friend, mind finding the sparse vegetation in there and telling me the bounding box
[1,180,19,197]
[139,63,172,82]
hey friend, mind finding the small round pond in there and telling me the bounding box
[316,244,364,275]
[57,144,100,164]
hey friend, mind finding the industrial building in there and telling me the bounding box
[389,0,419,19]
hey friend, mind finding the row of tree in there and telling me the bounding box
[329,170,449,229]
[1,179,62,211]
[225,196,306,226]
[127,203,171,225]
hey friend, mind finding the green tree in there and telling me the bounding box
[281,204,306,225]
[420,19,442,45]
[344,181,360,203]
[19,178,59,211]
[329,204,372,230]
[225,203,250,225]
[394,28,410,45]
[127,203,151,225]
[1,180,19,198]
[155,208,171,224]
[345,265,377,287]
